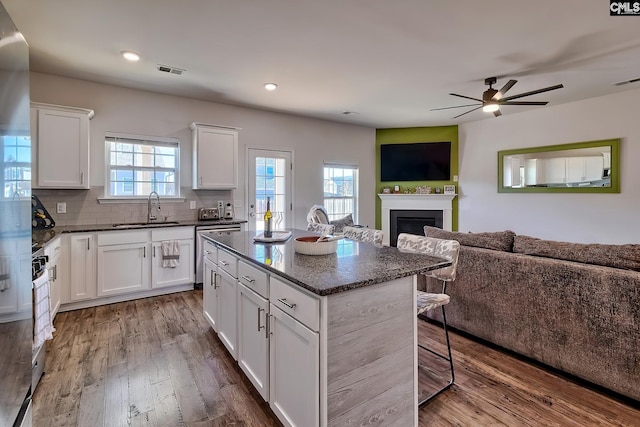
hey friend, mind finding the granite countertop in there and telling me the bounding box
[204,229,451,296]
[32,219,248,250]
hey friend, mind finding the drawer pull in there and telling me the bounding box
[220,260,229,266]
[277,298,296,309]
[241,275,255,283]
[205,250,212,255]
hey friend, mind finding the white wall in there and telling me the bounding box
[458,88,640,244]
[30,72,377,229]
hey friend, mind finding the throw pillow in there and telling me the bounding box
[330,214,355,233]
[513,235,640,272]
[423,226,515,252]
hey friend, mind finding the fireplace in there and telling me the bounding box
[378,193,456,246]
[390,210,443,246]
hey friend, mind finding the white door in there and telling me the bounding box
[217,268,238,359]
[269,304,319,427]
[238,283,269,400]
[151,239,194,288]
[97,242,150,296]
[203,258,218,331]
[247,149,292,232]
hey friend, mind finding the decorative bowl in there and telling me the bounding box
[293,236,338,255]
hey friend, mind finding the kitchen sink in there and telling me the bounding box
[112,221,180,228]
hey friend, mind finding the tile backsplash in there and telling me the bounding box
[33,187,234,227]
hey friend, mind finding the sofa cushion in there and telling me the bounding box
[513,235,640,272]
[423,226,515,252]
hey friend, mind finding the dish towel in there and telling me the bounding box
[0,256,10,292]
[33,272,55,350]
[161,240,180,268]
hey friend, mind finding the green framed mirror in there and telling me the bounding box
[498,138,620,193]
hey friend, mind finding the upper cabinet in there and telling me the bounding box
[31,102,94,189]
[191,123,239,190]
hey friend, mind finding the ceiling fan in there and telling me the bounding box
[432,77,564,119]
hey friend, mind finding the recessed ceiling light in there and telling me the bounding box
[121,51,140,62]
[264,83,277,91]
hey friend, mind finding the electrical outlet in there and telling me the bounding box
[56,202,67,214]
[453,175,459,182]
[217,200,224,210]
[189,200,197,210]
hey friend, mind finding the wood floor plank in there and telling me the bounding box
[33,290,640,427]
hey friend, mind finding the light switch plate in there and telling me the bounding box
[56,202,66,214]
[190,201,196,209]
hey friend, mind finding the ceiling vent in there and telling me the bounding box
[157,64,185,75]
[613,77,640,86]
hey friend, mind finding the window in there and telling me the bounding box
[105,133,179,198]
[323,163,358,221]
[1,135,31,198]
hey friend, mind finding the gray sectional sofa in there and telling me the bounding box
[422,226,640,402]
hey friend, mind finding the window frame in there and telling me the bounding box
[103,132,181,200]
[323,162,358,222]
[1,133,31,198]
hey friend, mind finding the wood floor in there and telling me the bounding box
[34,290,640,426]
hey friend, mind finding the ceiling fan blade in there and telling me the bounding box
[501,84,564,101]
[493,109,502,117]
[500,101,548,106]
[431,103,481,111]
[452,106,482,119]
[450,93,483,102]
[495,79,517,99]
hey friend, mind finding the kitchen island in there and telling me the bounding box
[202,229,450,427]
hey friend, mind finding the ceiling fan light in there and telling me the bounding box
[483,103,500,113]
[121,51,140,62]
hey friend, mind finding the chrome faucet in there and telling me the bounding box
[147,191,160,223]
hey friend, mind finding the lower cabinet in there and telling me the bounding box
[217,268,238,359]
[68,233,96,302]
[203,258,218,331]
[97,239,150,297]
[238,282,269,400]
[151,239,194,288]
[269,303,319,427]
[44,236,62,319]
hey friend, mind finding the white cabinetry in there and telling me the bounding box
[44,236,62,319]
[203,257,219,331]
[151,227,194,289]
[97,230,150,297]
[190,123,239,190]
[268,277,319,427]
[31,102,94,189]
[68,233,96,302]
[237,260,270,400]
[216,251,238,358]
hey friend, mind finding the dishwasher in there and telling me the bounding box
[195,221,243,285]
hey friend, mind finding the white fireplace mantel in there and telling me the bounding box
[378,193,456,246]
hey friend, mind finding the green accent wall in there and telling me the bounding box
[375,126,459,231]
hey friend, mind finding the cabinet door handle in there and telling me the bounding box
[214,273,219,289]
[277,298,296,309]
[257,307,264,331]
[220,260,229,266]
[53,265,57,281]
[241,275,255,283]
[87,238,90,251]
[143,247,146,258]
[210,269,214,287]
[81,172,84,184]
[200,176,203,186]
[153,246,156,258]
[267,314,272,337]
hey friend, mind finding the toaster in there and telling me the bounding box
[198,207,219,220]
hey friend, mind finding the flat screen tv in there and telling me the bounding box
[380,141,451,181]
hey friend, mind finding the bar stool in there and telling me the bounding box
[342,226,383,246]
[306,222,335,235]
[396,233,460,406]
